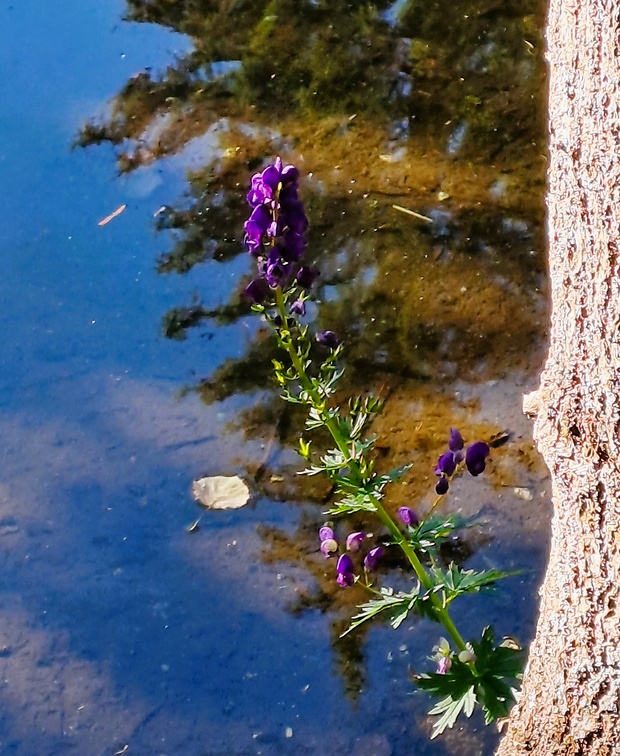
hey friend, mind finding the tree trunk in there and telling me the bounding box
[496,0,620,753]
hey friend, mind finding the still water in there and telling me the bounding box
[0,1,549,753]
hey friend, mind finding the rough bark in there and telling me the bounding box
[496,0,620,753]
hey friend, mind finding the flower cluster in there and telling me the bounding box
[432,637,477,674]
[243,157,317,302]
[434,428,490,495]
[319,526,383,587]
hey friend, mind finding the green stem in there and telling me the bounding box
[274,289,467,652]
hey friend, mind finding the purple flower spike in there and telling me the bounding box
[364,546,383,571]
[465,441,490,476]
[435,476,449,495]
[397,507,419,527]
[319,526,334,542]
[346,532,366,552]
[435,450,457,477]
[244,278,270,304]
[449,428,464,452]
[316,330,339,349]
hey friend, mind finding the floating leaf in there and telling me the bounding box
[192,475,250,510]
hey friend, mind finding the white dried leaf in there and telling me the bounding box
[192,475,250,510]
[513,487,533,501]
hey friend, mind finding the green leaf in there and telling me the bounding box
[406,513,472,552]
[415,624,524,733]
[428,691,472,738]
[374,464,412,488]
[298,437,311,459]
[326,491,378,515]
[432,563,519,604]
[342,586,422,636]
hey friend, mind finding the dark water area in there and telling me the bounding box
[0,0,550,754]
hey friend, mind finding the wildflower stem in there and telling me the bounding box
[274,288,467,652]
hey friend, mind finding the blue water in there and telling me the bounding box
[0,2,550,754]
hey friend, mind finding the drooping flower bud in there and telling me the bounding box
[316,330,339,349]
[346,531,366,552]
[364,546,383,571]
[397,507,419,527]
[320,538,338,557]
[435,476,449,495]
[465,441,490,476]
[336,553,355,587]
[319,526,335,542]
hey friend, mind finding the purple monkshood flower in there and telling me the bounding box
[364,546,383,571]
[244,204,272,254]
[320,538,338,557]
[449,427,464,452]
[435,476,449,496]
[319,526,334,542]
[246,157,300,207]
[244,278,270,305]
[316,330,339,349]
[336,553,355,587]
[449,428,464,462]
[346,532,366,552]
[243,158,310,290]
[397,507,419,527]
[290,298,306,317]
[435,450,457,477]
[296,265,319,289]
[319,526,338,558]
[465,441,490,476]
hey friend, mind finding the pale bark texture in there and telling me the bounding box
[496,0,620,753]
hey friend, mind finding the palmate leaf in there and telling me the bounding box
[432,563,520,605]
[415,625,524,736]
[406,513,472,552]
[374,464,413,489]
[428,687,477,738]
[326,491,378,515]
[341,586,423,636]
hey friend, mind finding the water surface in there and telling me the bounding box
[0,1,550,753]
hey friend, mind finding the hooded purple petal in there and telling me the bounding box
[319,526,334,542]
[465,441,490,476]
[297,265,319,289]
[244,278,270,304]
[316,330,339,349]
[449,428,464,452]
[336,571,355,587]
[336,553,354,575]
[290,298,306,316]
[244,204,271,252]
[397,507,419,527]
[435,450,457,477]
[346,532,366,552]
[364,546,383,571]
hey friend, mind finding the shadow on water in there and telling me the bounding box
[3,0,550,753]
